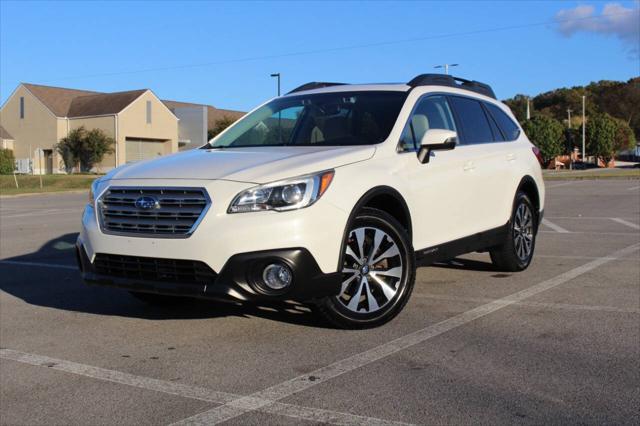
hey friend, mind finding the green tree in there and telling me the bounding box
[0,148,15,174]
[612,117,636,153]
[207,116,237,140]
[586,113,617,166]
[56,126,114,173]
[521,115,564,164]
[57,127,86,173]
[82,128,115,171]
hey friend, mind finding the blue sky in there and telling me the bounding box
[1,1,638,111]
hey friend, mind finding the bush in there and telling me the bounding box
[0,149,15,174]
[56,126,114,173]
[522,115,564,163]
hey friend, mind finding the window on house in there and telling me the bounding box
[20,97,24,119]
[146,101,152,124]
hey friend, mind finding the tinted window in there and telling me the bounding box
[485,106,505,142]
[449,96,494,144]
[399,95,456,151]
[486,103,521,141]
[209,91,407,148]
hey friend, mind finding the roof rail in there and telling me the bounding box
[287,82,347,94]
[407,74,496,99]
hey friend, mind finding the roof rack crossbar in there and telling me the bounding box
[287,82,347,94]
[407,74,496,99]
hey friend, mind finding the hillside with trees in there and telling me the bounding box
[503,77,638,165]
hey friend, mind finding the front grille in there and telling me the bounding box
[93,254,217,284]
[98,187,210,237]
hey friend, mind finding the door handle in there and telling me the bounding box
[506,153,516,161]
[463,161,475,171]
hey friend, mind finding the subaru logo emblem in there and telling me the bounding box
[134,196,160,210]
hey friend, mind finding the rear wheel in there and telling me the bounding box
[315,208,415,329]
[490,191,537,272]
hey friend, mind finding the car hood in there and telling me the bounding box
[107,145,376,183]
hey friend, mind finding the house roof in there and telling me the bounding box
[67,89,147,117]
[162,100,245,129]
[0,125,13,140]
[23,83,99,117]
[19,83,244,127]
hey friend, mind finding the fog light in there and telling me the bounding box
[262,263,292,290]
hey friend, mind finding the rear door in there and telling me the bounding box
[448,95,513,233]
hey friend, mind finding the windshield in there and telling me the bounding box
[207,91,408,148]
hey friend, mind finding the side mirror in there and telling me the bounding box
[417,129,457,164]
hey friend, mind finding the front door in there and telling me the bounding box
[395,95,478,250]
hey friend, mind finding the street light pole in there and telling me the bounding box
[434,64,459,75]
[582,95,586,162]
[270,73,281,96]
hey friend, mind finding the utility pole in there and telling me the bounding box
[581,95,586,163]
[566,109,573,169]
[270,73,281,96]
[526,97,531,120]
[434,64,459,75]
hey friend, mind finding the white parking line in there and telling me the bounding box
[540,231,639,236]
[172,242,640,426]
[416,294,640,314]
[610,217,640,230]
[0,260,77,270]
[0,349,410,426]
[541,219,571,233]
[627,185,640,191]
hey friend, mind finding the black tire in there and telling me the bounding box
[490,191,538,272]
[129,291,186,306]
[315,207,415,329]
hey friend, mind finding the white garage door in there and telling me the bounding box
[125,139,166,163]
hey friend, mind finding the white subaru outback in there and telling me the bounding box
[77,74,545,328]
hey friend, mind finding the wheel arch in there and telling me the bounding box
[517,175,541,220]
[337,186,413,270]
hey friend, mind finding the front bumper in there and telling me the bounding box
[77,241,342,302]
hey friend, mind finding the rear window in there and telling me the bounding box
[449,96,494,144]
[486,103,521,141]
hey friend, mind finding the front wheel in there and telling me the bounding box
[490,191,537,272]
[315,208,415,329]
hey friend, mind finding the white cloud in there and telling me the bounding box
[555,2,640,55]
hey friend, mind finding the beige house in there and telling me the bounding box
[0,125,14,150]
[0,83,244,174]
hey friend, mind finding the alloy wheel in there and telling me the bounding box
[513,203,534,261]
[337,226,404,314]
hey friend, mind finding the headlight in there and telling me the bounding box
[228,170,334,213]
[89,178,102,204]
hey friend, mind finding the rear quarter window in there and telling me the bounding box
[486,103,521,141]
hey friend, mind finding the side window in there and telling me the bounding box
[486,103,521,141]
[146,101,152,124]
[484,104,505,142]
[449,96,494,144]
[398,95,456,151]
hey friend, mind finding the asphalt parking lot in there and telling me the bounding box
[1,179,639,425]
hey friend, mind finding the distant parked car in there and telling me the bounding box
[77,74,545,328]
